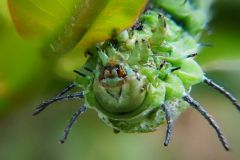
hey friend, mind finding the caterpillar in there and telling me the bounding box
[33,0,240,150]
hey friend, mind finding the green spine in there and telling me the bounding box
[75,0,212,132]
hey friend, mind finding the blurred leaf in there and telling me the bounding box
[0,10,45,111]
[197,18,240,72]
[8,0,77,39]
[8,0,148,77]
[202,60,240,72]
[0,0,11,21]
[58,0,148,77]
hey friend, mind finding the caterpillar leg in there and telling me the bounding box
[56,82,76,97]
[33,82,77,115]
[203,77,240,112]
[33,92,84,116]
[183,95,229,151]
[60,105,87,144]
[162,104,175,146]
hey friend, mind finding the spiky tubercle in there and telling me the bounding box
[74,2,211,132]
[33,1,239,150]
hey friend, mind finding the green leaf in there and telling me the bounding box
[57,0,148,77]
[8,0,148,77]
[8,0,77,39]
[0,12,45,111]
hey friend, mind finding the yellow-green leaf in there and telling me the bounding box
[8,0,148,77]
[8,0,78,39]
[57,0,148,77]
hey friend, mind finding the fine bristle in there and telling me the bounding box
[56,83,76,97]
[183,95,230,151]
[33,83,76,116]
[59,106,87,144]
[33,92,84,116]
[162,104,174,146]
[204,77,240,112]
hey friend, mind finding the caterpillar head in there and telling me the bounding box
[92,48,147,115]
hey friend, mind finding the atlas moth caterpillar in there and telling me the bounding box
[34,0,239,151]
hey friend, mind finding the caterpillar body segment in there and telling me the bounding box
[34,1,239,151]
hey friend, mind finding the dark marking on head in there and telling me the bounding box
[99,64,127,80]
[135,72,141,81]
[116,64,127,78]
[106,89,118,100]
[140,84,147,92]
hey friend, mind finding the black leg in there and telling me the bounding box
[162,104,174,146]
[33,92,84,116]
[60,105,87,144]
[56,82,76,97]
[183,95,230,151]
[204,77,240,112]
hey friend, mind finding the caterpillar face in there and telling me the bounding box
[34,0,240,151]
[93,60,147,114]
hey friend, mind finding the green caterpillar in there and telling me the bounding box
[34,0,239,150]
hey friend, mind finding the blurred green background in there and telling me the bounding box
[0,0,240,160]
